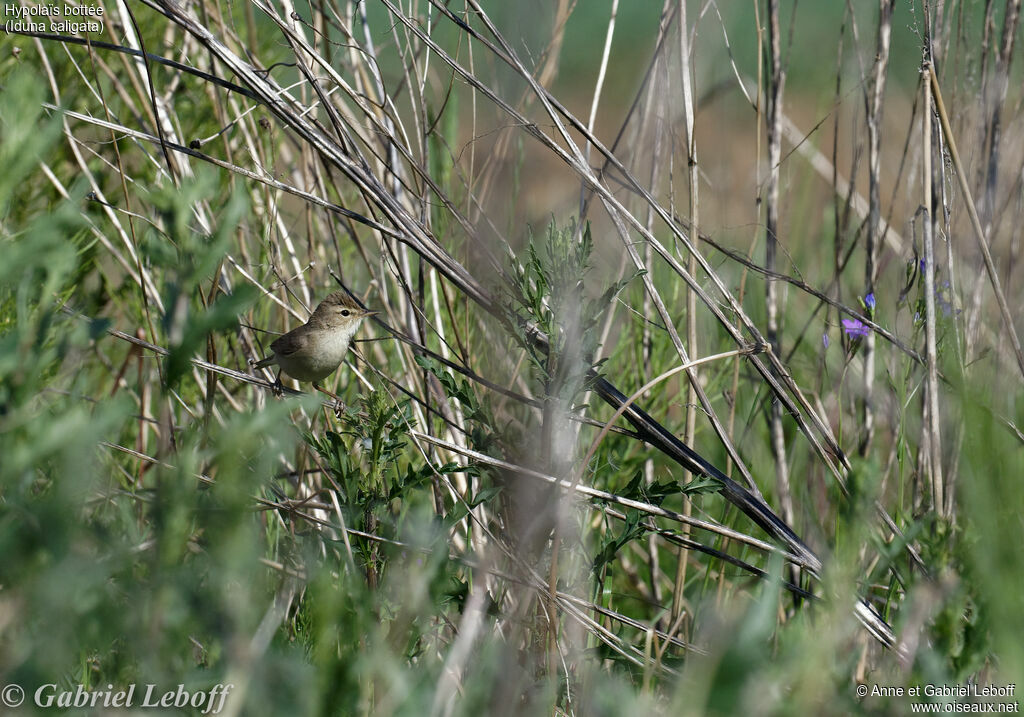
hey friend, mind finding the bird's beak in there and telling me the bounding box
[364,310,380,317]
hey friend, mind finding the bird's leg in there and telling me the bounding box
[313,383,346,416]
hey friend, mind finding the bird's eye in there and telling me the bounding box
[341,309,350,317]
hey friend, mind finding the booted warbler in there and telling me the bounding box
[254,292,376,391]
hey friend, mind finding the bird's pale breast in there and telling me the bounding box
[275,323,359,382]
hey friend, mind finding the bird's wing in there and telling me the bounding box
[270,328,310,357]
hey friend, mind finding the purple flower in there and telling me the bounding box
[842,318,870,338]
[822,333,830,349]
[864,293,875,310]
[920,258,926,272]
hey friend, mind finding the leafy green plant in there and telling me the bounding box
[503,219,636,406]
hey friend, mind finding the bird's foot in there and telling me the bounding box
[331,399,347,418]
[270,371,284,397]
[313,384,346,417]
